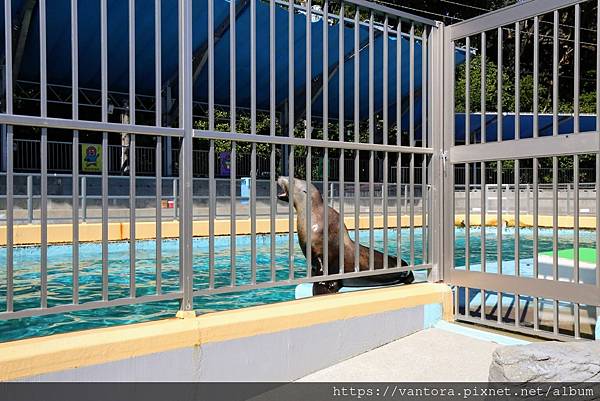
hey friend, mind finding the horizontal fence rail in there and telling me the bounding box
[445,0,600,340]
[0,0,438,322]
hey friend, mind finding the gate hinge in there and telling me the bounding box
[440,150,448,171]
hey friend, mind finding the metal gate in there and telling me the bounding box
[443,0,600,340]
[1,0,599,343]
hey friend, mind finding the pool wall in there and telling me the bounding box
[0,215,424,246]
[0,283,452,382]
[3,213,595,247]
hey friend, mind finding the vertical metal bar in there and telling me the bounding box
[250,0,257,285]
[497,160,502,276]
[270,0,277,282]
[368,12,374,271]
[179,0,194,311]
[128,0,137,298]
[396,20,401,264]
[552,159,559,336]
[353,8,360,272]
[481,161,486,274]
[514,158,520,327]
[497,160,502,323]
[4,0,14,313]
[409,23,415,267]
[40,0,48,308]
[596,0,600,307]
[574,154,580,338]
[288,0,295,280]
[574,155,580,283]
[421,28,427,263]
[515,22,520,141]
[465,36,470,146]
[305,0,312,278]
[71,0,80,305]
[101,0,109,301]
[382,15,389,270]
[553,10,558,138]
[496,27,502,144]
[209,141,215,289]
[533,157,539,330]
[481,31,486,144]
[551,8,560,333]
[465,162,470,271]
[338,3,345,275]
[154,0,162,294]
[208,0,214,131]
[322,0,329,277]
[230,0,237,287]
[82,176,87,222]
[208,0,216,289]
[552,156,558,282]
[574,3,580,134]
[433,20,446,283]
[231,140,237,287]
[533,16,539,138]
[27,175,32,223]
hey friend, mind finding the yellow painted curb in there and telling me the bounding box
[454,214,597,230]
[0,283,451,381]
[0,215,424,246]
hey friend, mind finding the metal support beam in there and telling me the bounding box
[166,0,250,124]
[12,0,37,81]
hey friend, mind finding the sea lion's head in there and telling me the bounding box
[276,176,322,209]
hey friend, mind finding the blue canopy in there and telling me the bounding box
[7,0,466,132]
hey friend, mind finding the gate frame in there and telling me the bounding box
[441,0,600,340]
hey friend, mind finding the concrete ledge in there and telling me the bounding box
[0,215,424,246]
[0,283,452,381]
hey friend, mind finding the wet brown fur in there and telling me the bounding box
[277,177,412,295]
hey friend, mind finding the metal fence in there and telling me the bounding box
[0,0,438,320]
[3,0,596,343]
[445,0,600,340]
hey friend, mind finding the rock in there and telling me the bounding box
[489,341,600,382]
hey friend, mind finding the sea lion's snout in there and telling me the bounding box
[277,176,290,203]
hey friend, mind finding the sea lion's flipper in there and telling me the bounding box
[312,280,341,295]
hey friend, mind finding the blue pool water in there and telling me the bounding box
[0,227,596,342]
[0,228,425,342]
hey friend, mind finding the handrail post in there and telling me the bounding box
[178,0,194,314]
[27,175,33,224]
[81,175,87,222]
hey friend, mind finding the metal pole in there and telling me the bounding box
[179,0,194,312]
[338,3,345,276]
[101,0,109,302]
[71,0,80,304]
[155,0,163,294]
[40,0,48,308]
[27,175,33,224]
[128,0,137,298]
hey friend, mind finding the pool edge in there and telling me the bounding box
[0,282,452,381]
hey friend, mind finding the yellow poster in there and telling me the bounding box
[81,144,102,172]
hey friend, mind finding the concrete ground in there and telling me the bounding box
[298,321,532,382]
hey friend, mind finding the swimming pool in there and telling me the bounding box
[0,227,595,342]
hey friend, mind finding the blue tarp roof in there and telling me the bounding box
[455,113,599,142]
[7,0,466,131]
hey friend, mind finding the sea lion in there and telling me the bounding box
[277,176,414,295]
